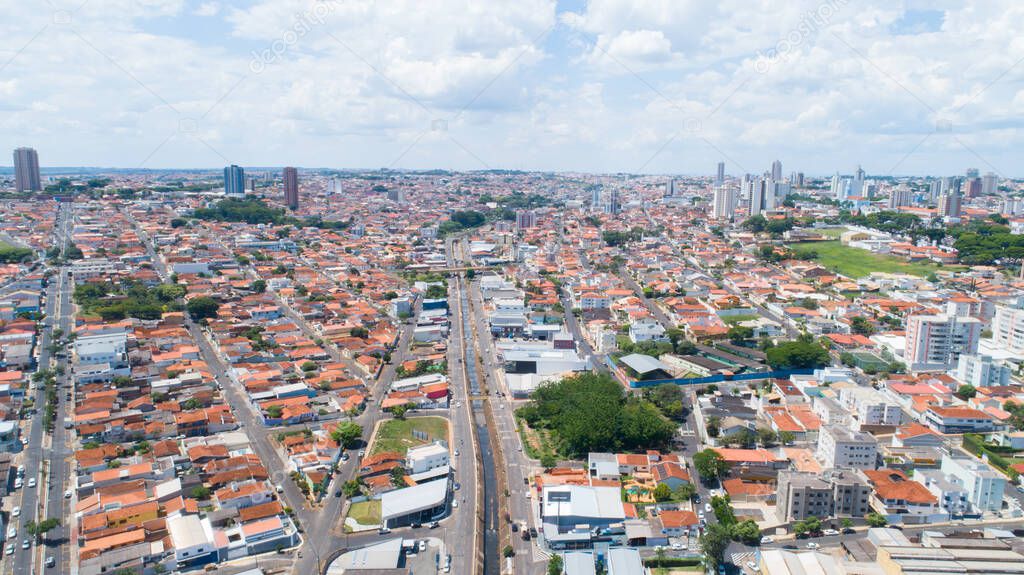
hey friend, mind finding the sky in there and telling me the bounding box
[1,0,1023,177]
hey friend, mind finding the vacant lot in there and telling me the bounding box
[347,500,381,526]
[371,416,449,455]
[789,240,963,278]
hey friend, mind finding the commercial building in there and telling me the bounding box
[13,147,41,192]
[283,166,299,210]
[816,425,878,470]
[837,387,905,427]
[380,479,449,528]
[405,442,449,475]
[541,485,625,548]
[923,406,1000,434]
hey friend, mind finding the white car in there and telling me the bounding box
[760,536,774,544]
[64,489,72,499]
[822,529,839,536]
[27,478,36,488]
[4,544,13,557]
[13,479,22,490]
[806,542,820,550]
[6,527,15,540]
[11,507,20,518]
[746,561,758,570]
[704,503,712,513]
[21,539,29,550]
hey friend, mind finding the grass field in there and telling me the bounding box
[347,500,381,525]
[721,314,759,325]
[789,240,963,279]
[371,416,449,455]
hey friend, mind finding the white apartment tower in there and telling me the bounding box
[904,309,982,372]
[712,186,735,221]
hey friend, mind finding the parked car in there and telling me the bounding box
[760,536,774,544]
[429,521,439,529]
[46,556,56,568]
[11,507,20,518]
[27,478,36,488]
[4,544,13,557]
[6,527,15,540]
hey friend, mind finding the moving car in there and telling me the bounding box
[21,539,29,550]
[760,536,774,544]
[27,478,36,488]
[806,542,820,549]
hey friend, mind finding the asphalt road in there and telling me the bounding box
[10,204,73,575]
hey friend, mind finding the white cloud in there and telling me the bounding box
[0,0,1022,174]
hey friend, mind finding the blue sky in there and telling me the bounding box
[1,0,1023,177]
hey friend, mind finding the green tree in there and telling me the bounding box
[673,482,697,502]
[693,449,728,482]
[330,422,363,448]
[186,296,220,320]
[841,518,854,531]
[266,405,284,419]
[190,486,211,500]
[731,519,761,544]
[700,523,732,570]
[866,512,888,527]
[850,316,875,336]
[250,279,267,293]
[547,554,563,575]
[956,385,977,400]
[711,495,737,526]
[728,325,754,343]
[540,452,558,470]
[653,483,673,502]
[765,339,830,369]
[342,480,362,498]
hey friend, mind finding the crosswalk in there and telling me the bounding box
[731,550,758,568]
[532,543,551,562]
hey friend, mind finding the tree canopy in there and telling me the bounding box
[516,372,675,456]
[765,339,831,370]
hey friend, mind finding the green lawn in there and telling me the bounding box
[347,500,381,525]
[721,314,759,325]
[371,416,449,455]
[788,240,964,279]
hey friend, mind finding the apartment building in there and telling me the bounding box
[775,470,872,522]
[903,311,981,373]
[991,297,1024,355]
[955,354,1012,388]
[939,452,1006,513]
[837,386,905,427]
[816,425,879,470]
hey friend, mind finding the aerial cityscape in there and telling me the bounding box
[3,3,1024,575]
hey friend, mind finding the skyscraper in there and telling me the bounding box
[13,147,41,192]
[712,186,735,221]
[604,188,621,215]
[716,162,725,186]
[982,172,997,196]
[665,179,677,197]
[938,192,962,219]
[748,178,767,216]
[829,173,841,197]
[888,187,914,209]
[283,167,299,210]
[224,165,245,196]
[771,160,782,181]
[590,185,602,208]
[515,209,537,231]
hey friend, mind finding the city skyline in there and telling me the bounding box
[2,1,1023,175]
